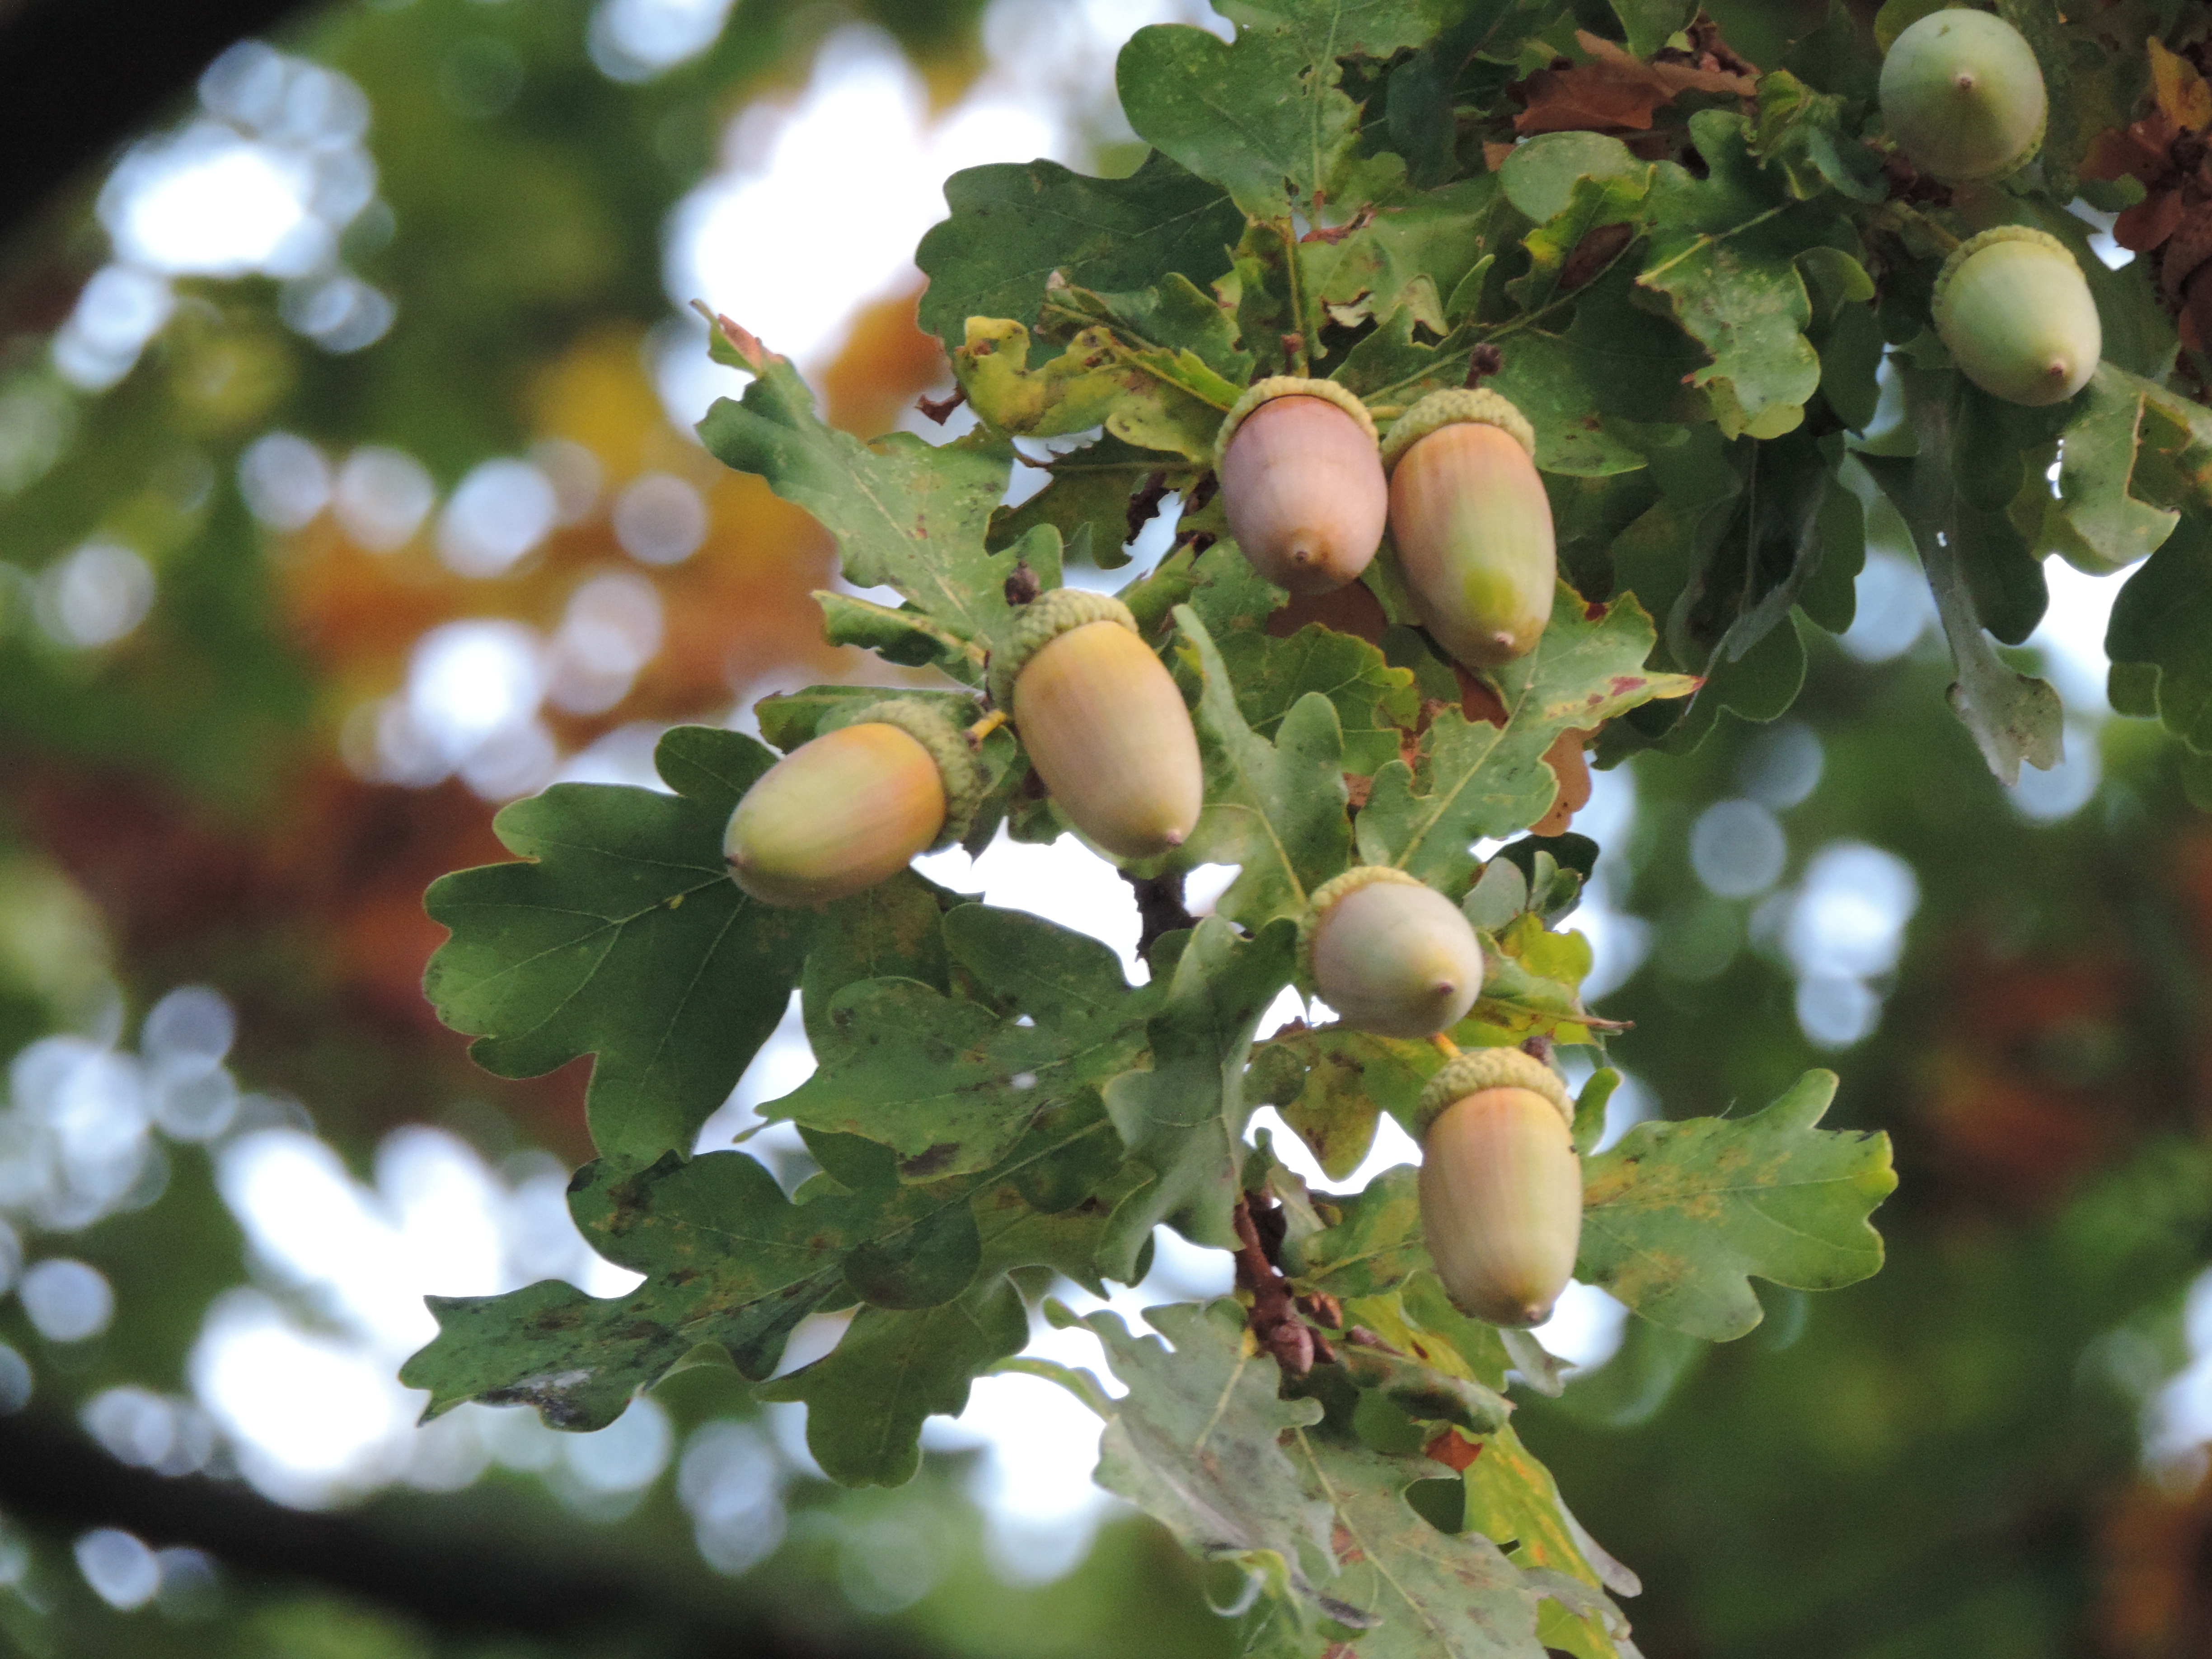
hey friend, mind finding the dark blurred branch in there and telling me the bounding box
[0,1409,911,1659]
[1122,870,1193,960]
[0,0,305,241]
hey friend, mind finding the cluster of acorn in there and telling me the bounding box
[722,368,1566,904]
[1879,8,2104,407]
[719,377,1575,1326]
[712,5,2100,1338]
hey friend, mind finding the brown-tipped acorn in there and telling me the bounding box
[1879,9,2046,185]
[1300,867,1484,1038]
[1382,389,1555,670]
[1416,1048,1580,1327]
[1933,227,2100,407]
[991,589,1202,859]
[724,700,984,907]
[1217,378,1387,595]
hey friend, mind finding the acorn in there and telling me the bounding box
[989,588,1202,859]
[1879,9,2046,185]
[1381,389,1555,670]
[724,700,984,906]
[1933,226,2100,407]
[1298,866,1484,1038]
[1415,1047,1580,1328]
[1215,377,1387,595]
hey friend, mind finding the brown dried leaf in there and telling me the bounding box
[1512,31,1756,136]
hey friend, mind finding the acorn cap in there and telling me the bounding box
[1296,864,1433,989]
[1215,376,1378,466]
[1380,388,1536,473]
[840,699,986,850]
[1416,1047,1573,1138]
[1931,226,2076,336]
[987,587,1141,711]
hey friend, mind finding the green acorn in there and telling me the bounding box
[724,700,983,907]
[990,589,1203,860]
[1298,866,1484,1038]
[1382,389,1555,670]
[1933,226,2100,407]
[1216,377,1387,595]
[1879,9,2046,185]
[1415,1047,1580,1328]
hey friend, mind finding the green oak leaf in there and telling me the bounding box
[1047,273,1253,407]
[1177,606,1355,931]
[769,903,1155,1180]
[2043,365,2181,573]
[403,1092,1131,1442]
[1563,264,1713,428]
[1861,371,2064,785]
[989,432,1201,572]
[1748,70,1888,202]
[1459,1423,1640,1659]
[757,1128,1143,1489]
[1357,588,1697,891]
[1505,170,1651,317]
[1636,110,1832,440]
[1288,1430,1553,1657]
[2107,513,2212,754]
[1285,1164,1428,1297]
[1081,1299,1336,1591]
[422,725,812,1166]
[1101,916,1300,1276]
[696,353,1006,676]
[811,591,984,670]
[1577,1068,1896,1340]
[915,151,1243,349]
[756,1277,1030,1487]
[1348,1270,1514,1395]
[1498,132,1645,226]
[1328,308,1479,406]
[952,317,1221,464]
[1218,620,1420,777]
[1259,1025,1433,1182]
[1482,332,1650,478]
[1118,2,1434,220]
[1465,911,1602,1048]
[1301,176,1502,332]
[1337,1342,1511,1437]
[401,1147,970,1429]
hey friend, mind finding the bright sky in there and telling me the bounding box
[15,0,2190,1601]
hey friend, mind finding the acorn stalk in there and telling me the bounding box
[991,590,1203,860]
[1216,377,1388,595]
[1933,227,2100,407]
[724,700,984,907]
[1299,866,1484,1038]
[1415,1047,1580,1327]
[1879,9,2046,185]
[1382,389,1555,670]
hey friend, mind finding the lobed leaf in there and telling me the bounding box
[1635,111,1832,441]
[1577,1069,1896,1340]
[1177,606,1355,931]
[421,726,812,1166]
[696,353,1008,672]
[915,151,1242,350]
[767,904,1156,1180]
[1357,588,1696,892]
[1101,915,1299,1277]
[1080,1299,1336,1593]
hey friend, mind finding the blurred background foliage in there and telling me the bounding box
[3,1,2212,1657]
